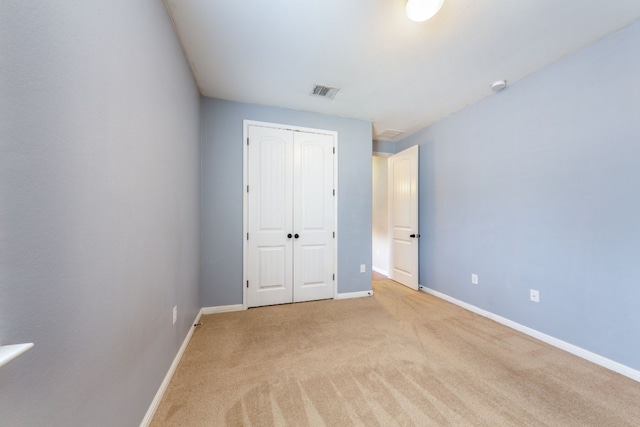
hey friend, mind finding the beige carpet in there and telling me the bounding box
[151,279,640,426]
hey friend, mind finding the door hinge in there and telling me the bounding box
[333,189,335,196]
[246,233,249,240]
[246,137,249,145]
[333,231,335,238]
[246,280,249,288]
[246,185,249,193]
[333,147,335,154]
[332,274,335,281]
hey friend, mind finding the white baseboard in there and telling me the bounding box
[419,286,640,383]
[372,266,388,276]
[335,290,373,300]
[140,309,203,427]
[201,304,245,315]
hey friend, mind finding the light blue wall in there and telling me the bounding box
[0,1,200,425]
[373,140,397,154]
[201,98,373,306]
[397,21,640,370]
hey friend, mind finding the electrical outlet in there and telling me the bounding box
[360,264,366,273]
[530,289,540,303]
[173,306,177,324]
[471,274,478,285]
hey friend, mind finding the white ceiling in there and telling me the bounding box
[165,0,640,140]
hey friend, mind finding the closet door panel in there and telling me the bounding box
[293,132,335,302]
[247,126,294,307]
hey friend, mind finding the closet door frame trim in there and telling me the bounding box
[242,120,338,309]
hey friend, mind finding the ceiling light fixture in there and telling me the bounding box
[406,0,444,22]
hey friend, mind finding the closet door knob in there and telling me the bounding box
[287,233,292,238]
[410,234,416,238]
[294,234,300,239]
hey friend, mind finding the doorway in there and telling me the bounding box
[372,153,390,276]
[372,146,419,290]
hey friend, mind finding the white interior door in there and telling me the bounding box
[246,124,335,307]
[246,126,294,307]
[388,145,419,290]
[293,131,335,303]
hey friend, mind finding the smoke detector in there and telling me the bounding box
[491,80,507,92]
[311,84,340,100]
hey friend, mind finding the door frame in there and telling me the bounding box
[242,120,338,309]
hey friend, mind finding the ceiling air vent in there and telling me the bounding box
[311,84,340,100]
[376,129,405,140]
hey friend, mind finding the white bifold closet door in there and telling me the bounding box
[246,125,335,308]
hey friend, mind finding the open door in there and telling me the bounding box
[388,145,419,290]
